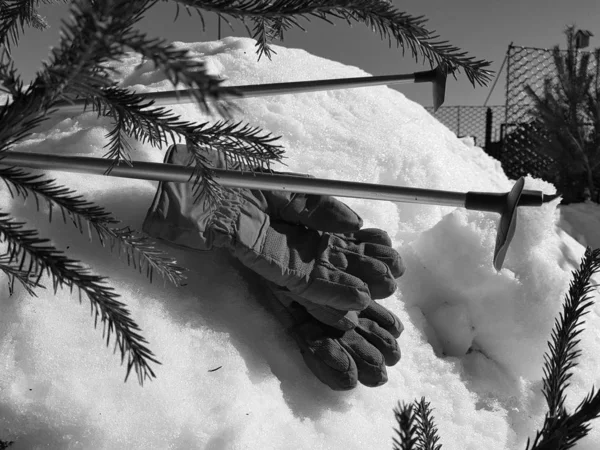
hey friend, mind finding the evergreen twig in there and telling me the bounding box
[177,0,494,86]
[414,398,442,450]
[393,401,419,450]
[86,86,284,174]
[0,212,161,385]
[0,165,187,287]
[0,0,58,53]
[526,247,600,450]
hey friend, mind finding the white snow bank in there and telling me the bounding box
[1,37,599,449]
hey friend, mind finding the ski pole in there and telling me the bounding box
[0,151,558,270]
[49,65,447,115]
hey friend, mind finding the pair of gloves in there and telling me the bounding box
[142,143,405,390]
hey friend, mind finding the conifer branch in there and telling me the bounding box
[250,15,286,60]
[104,119,135,166]
[0,212,161,384]
[525,247,600,450]
[393,401,419,450]
[0,47,21,96]
[178,0,493,86]
[84,85,284,204]
[86,85,284,171]
[114,29,238,116]
[0,0,55,54]
[414,398,442,450]
[0,165,187,287]
[0,253,43,296]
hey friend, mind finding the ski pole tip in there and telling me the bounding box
[493,177,525,271]
[432,65,447,112]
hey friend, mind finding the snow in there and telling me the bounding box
[1,36,600,449]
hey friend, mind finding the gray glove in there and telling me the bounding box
[262,263,403,390]
[142,144,404,329]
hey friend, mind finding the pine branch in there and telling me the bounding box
[191,119,284,169]
[182,142,225,207]
[0,164,187,287]
[104,119,135,167]
[414,397,443,450]
[33,0,153,100]
[249,15,287,60]
[106,225,188,286]
[0,85,50,153]
[0,47,22,96]
[0,212,161,384]
[86,85,284,170]
[0,0,52,53]
[114,28,239,117]
[392,401,420,450]
[526,247,600,450]
[178,0,493,86]
[0,253,43,296]
[83,85,284,203]
[0,0,152,154]
[87,86,190,149]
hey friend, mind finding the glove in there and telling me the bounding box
[142,143,405,329]
[262,271,403,390]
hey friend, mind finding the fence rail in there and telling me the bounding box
[424,105,505,148]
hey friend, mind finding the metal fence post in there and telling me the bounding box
[485,107,492,150]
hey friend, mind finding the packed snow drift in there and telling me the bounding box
[1,37,599,449]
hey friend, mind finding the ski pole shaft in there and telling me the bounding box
[0,151,547,212]
[48,67,446,115]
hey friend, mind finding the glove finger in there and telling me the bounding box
[338,330,388,387]
[344,229,405,279]
[360,301,404,339]
[293,268,372,311]
[261,282,358,390]
[328,244,399,299]
[356,318,401,366]
[291,322,359,391]
[351,228,393,247]
[358,241,405,279]
[265,190,363,233]
[271,286,360,331]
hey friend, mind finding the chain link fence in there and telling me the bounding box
[424,105,505,149]
[427,44,600,203]
[499,44,600,201]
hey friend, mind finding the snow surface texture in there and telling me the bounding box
[1,37,600,449]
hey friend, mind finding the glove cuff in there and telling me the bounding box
[142,143,269,252]
[207,192,269,252]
